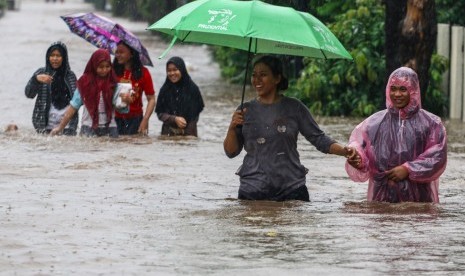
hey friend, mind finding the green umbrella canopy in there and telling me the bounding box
[147,0,352,60]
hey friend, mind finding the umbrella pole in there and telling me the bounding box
[240,39,253,111]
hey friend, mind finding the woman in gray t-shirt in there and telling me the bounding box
[224,55,357,201]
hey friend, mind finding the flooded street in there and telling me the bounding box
[1,0,465,275]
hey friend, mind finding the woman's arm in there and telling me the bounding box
[329,143,352,157]
[25,68,47,98]
[223,109,245,158]
[138,94,156,134]
[50,105,77,136]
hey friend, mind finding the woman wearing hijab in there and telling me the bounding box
[155,56,204,137]
[345,67,447,203]
[25,41,78,135]
[51,49,131,137]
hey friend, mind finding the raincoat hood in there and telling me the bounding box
[386,66,421,119]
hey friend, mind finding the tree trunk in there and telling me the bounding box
[398,0,437,103]
[166,0,176,13]
[292,0,309,78]
[384,0,406,82]
[385,0,437,105]
[128,1,142,21]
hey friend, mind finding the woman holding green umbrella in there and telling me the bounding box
[224,55,358,201]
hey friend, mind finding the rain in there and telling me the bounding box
[1,0,465,275]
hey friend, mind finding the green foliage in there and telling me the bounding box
[436,0,465,26]
[314,0,356,23]
[424,54,449,117]
[294,0,385,116]
[111,0,129,16]
[210,46,249,82]
[92,0,107,11]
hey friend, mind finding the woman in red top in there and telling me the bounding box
[113,41,156,135]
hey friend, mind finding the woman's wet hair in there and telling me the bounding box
[253,55,289,91]
[113,41,143,80]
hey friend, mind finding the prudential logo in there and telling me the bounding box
[198,9,237,31]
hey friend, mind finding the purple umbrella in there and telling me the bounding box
[61,12,153,66]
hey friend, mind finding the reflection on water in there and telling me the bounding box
[342,201,441,216]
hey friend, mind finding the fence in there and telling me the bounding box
[438,23,465,122]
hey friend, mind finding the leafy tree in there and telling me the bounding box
[292,0,385,116]
[436,0,465,26]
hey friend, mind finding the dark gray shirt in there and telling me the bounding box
[227,96,336,199]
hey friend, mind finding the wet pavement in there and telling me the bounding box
[1,0,465,275]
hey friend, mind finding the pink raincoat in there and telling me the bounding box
[345,67,447,203]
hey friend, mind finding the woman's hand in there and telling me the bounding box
[175,116,187,129]
[346,147,363,169]
[385,165,409,182]
[229,108,246,129]
[138,118,149,135]
[120,90,135,104]
[36,74,53,84]
[50,126,62,136]
[224,108,246,157]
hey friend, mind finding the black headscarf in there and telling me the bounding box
[46,42,71,109]
[155,56,204,122]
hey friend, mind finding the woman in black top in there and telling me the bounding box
[25,41,78,135]
[155,56,204,137]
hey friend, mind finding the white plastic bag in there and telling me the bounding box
[115,83,133,108]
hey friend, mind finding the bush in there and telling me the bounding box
[294,0,385,116]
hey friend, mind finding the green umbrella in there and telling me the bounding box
[147,0,352,106]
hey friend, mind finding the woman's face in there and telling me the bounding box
[167,63,182,84]
[251,62,280,98]
[115,43,132,66]
[96,61,112,78]
[49,49,63,70]
[389,85,410,109]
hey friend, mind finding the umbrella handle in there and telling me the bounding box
[240,39,253,111]
[159,36,178,59]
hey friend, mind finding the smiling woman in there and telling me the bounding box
[389,85,410,109]
[345,66,447,203]
[155,56,205,137]
[223,55,358,202]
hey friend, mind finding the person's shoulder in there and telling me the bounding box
[241,98,259,110]
[282,95,300,104]
[358,109,388,127]
[279,96,304,107]
[141,66,152,76]
[419,109,444,125]
[67,70,77,78]
[280,96,310,112]
[368,109,388,119]
[34,67,46,74]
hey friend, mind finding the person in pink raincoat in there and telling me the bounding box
[345,67,447,203]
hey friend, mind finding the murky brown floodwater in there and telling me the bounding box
[1,1,465,275]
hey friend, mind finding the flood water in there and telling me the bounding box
[1,1,465,275]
